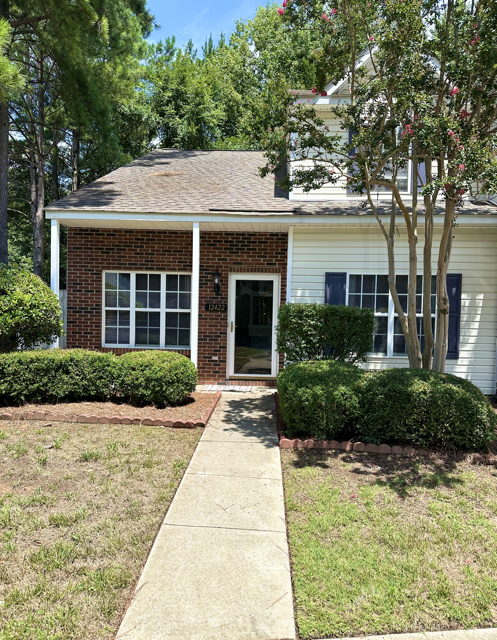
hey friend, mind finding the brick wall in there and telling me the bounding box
[66,228,287,382]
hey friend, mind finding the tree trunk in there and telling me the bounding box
[52,145,59,201]
[406,167,421,368]
[71,129,80,191]
[422,194,435,369]
[0,102,8,264]
[432,198,457,372]
[31,57,45,278]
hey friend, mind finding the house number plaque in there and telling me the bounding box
[204,303,227,312]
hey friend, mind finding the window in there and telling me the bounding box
[348,273,436,357]
[103,272,191,348]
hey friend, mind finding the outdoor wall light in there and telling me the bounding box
[213,271,221,295]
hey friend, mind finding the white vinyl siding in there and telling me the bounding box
[289,225,497,393]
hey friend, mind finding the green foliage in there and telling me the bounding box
[0,19,23,103]
[278,360,363,439]
[0,265,63,352]
[277,362,497,451]
[0,350,117,404]
[116,351,198,407]
[356,368,497,451]
[276,303,375,364]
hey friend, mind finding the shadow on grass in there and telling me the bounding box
[286,448,464,498]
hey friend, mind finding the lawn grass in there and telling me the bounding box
[0,420,201,640]
[282,449,497,639]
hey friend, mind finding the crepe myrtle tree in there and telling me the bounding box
[262,0,497,372]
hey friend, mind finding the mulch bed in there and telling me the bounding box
[0,392,220,428]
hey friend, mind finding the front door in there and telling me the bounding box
[227,275,279,378]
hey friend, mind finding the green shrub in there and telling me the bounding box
[0,265,63,352]
[0,349,117,404]
[276,303,375,364]
[356,368,497,451]
[277,360,363,439]
[116,351,197,407]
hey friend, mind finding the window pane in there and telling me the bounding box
[105,291,117,307]
[118,291,130,308]
[105,327,117,343]
[398,294,408,313]
[377,275,389,293]
[166,328,178,345]
[166,292,178,309]
[136,311,148,327]
[166,313,178,328]
[431,295,436,314]
[149,274,161,291]
[362,295,374,309]
[149,328,160,345]
[349,275,361,293]
[374,334,387,354]
[105,273,117,290]
[136,274,148,290]
[363,275,375,293]
[431,275,436,294]
[376,295,389,313]
[179,292,191,309]
[393,317,402,334]
[118,328,129,345]
[119,311,130,327]
[106,310,118,326]
[136,291,147,308]
[416,294,422,314]
[135,328,148,345]
[376,317,388,334]
[349,294,361,308]
[393,335,406,354]
[149,292,161,309]
[416,275,423,294]
[396,275,408,294]
[179,313,190,328]
[166,274,178,291]
[119,273,130,290]
[178,329,190,346]
[149,312,160,327]
[179,275,191,291]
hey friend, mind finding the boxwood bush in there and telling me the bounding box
[276,303,375,364]
[356,368,497,451]
[277,361,497,451]
[116,351,197,407]
[277,360,363,439]
[0,349,117,404]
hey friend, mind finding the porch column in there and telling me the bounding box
[50,219,60,348]
[191,222,200,368]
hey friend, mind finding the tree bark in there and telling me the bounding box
[31,56,45,278]
[52,145,59,201]
[0,103,8,264]
[422,194,435,369]
[432,197,457,372]
[71,129,80,191]
[406,162,421,368]
[0,0,10,265]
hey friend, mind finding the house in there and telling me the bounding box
[46,84,497,392]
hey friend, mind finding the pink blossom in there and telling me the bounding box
[307,98,310,102]
[457,189,466,195]
[320,90,328,96]
[321,13,330,21]
[444,183,452,190]
[369,36,375,41]
[448,130,455,137]
[282,0,288,5]
[331,7,337,14]
[402,124,413,138]
[277,7,285,15]
[450,86,459,96]
[351,494,357,498]
[459,164,465,170]
[459,109,470,119]
[311,87,318,94]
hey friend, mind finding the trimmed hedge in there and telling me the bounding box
[277,361,497,451]
[0,349,197,407]
[116,351,197,407]
[277,360,363,440]
[0,349,117,404]
[276,303,375,365]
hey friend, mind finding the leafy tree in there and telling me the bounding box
[0,263,63,351]
[261,0,497,372]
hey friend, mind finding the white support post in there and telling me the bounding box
[50,219,60,348]
[286,226,294,303]
[191,222,200,368]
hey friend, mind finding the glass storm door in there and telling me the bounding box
[228,275,279,378]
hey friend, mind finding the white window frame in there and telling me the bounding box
[102,271,192,350]
[346,272,435,358]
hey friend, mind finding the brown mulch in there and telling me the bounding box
[2,392,216,422]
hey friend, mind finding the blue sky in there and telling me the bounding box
[146,0,266,51]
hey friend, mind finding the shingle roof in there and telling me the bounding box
[46,148,497,217]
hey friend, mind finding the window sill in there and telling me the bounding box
[102,345,191,350]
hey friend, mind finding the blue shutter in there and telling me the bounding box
[325,273,347,306]
[446,274,462,360]
[412,160,426,193]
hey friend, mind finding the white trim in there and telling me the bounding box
[227,274,280,379]
[50,219,60,348]
[44,210,497,227]
[191,222,200,368]
[286,227,294,303]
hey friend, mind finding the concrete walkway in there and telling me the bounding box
[117,391,296,640]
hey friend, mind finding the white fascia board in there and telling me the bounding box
[45,209,497,227]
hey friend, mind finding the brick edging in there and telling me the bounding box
[274,392,497,462]
[0,390,223,429]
